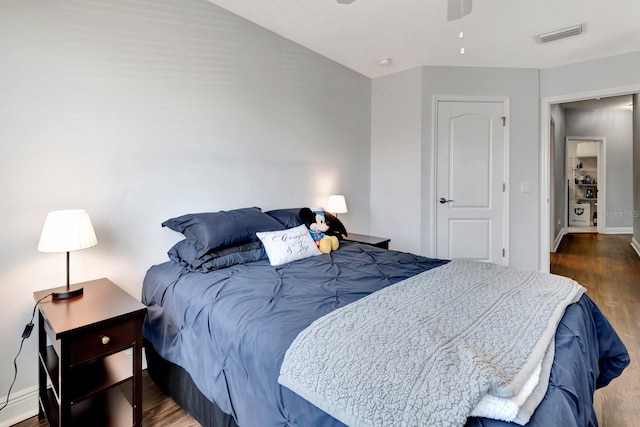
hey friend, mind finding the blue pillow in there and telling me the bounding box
[265,208,304,229]
[162,207,284,258]
[168,239,267,272]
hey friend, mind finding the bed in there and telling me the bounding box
[142,207,629,427]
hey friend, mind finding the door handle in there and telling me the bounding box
[439,197,454,204]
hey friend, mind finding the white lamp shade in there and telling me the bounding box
[326,195,348,214]
[38,209,98,253]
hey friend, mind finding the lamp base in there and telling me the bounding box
[52,287,84,300]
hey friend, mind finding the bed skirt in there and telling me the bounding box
[144,340,239,427]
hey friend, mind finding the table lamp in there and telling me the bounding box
[326,195,348,218]
[37,209,98,300]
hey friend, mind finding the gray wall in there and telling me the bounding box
[0,1,371,423]
[370,66,541,271]
[370,68,422,253]
[564,109,633,229]
[540,52,640,99]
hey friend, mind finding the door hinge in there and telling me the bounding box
[502,248,506,257]
[502,183,506,192]
[501,116,506,126]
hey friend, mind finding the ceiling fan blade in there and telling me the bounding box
[447,0,472,21]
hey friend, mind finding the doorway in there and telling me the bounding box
[566,138,603,234]
[541,90,638,272]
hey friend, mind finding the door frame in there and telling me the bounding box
[549,116,556,250]
[539,84,640,272]
[565,137,606,234]
[431,95,510,264]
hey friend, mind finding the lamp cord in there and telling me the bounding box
[0,293,52,412]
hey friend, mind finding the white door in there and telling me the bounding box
[435,100,508,264]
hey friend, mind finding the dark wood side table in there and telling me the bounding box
[343,233,391,250]
[34,278,147,427]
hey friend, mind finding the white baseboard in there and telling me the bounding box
[603,227,633,234]
[125,346,148,370]
[552,228,567,252]
[0,385,39,427]
[631,237,640,259]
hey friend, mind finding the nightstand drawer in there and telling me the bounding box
[70,319,136,365]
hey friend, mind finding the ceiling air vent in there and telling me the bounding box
[536,24,583,44]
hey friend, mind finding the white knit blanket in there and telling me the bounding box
[278,259,585,427]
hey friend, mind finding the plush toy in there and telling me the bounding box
[299,207,347,239]
[299,207,341,254]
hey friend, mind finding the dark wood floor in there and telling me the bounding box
[14,233,639,427]
[551,233,639,427]
[12,369,200,427]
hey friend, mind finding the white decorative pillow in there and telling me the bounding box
[256,224,321,266]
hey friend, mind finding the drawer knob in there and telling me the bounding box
[101,335,111,345]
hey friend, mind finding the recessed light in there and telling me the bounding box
[378,58,391,66]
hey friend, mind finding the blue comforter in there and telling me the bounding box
[142,242,629,427]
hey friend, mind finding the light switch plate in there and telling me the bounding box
[521,181,532,193]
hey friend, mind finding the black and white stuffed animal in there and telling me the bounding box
[299,207,347,253]
[299,207,347,239]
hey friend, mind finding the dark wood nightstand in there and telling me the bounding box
[34,278,147,427]
[343,233,391,250]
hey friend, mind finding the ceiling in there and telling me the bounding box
[561,95,633,110]
[206,0,640,78]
